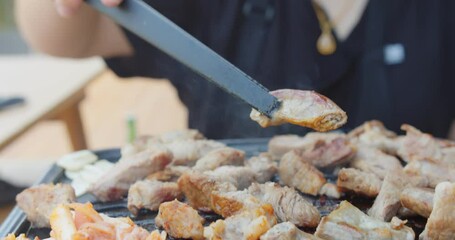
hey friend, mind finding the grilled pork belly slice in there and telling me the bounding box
[177,172,237,211]
[420,182,455,240]
[400,187,434,218]
[348,120,398,154]
[397,124,442,163]
[210,190,266,218]
[337,168,382,198]
[245,153,277,183]
[318,183,342,199]
[260,222,322,240]
[204,166,257,190]
[368,170,428,221]
[250,89,347,132]
[279,151,326,196]
[165,139,225,166]
[268,132,354,167]
[16,183,75,228]
[248,182,320,228]
[193,147,245,171]
[404,159,455,187]
[155,200,205,240]
[315,201,415,240]
[350,147,403,180]
[127,180,182,215]
[89,149,172,202]
[204,203,277,240]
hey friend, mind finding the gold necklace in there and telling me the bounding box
[312,1,337,55]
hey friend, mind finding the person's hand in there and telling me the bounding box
[55,0,123,17]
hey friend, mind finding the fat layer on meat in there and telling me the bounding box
[166,139,225,166]
[279,151,326,196]
[193,147,245,171]
[245,153,277,183]
[260,222,322,240]
[318,183,342,199]
[177,171,237,211]
[368,170,428,221]
[419,182,455,240]
[404,159,455,187]
[315,201,415,240]
[16,183,75,228]
[250,89,347,132]
[204,166,257,190]
[204,204,277,240]
[127,180,182,215]
[350,147,403,180]
[400,187,434,218]
[155,199,205,240]
[248,182,320,228]
[89,149,172,202]
[337,168,382,198]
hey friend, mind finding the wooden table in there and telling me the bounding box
[0,55,105,151]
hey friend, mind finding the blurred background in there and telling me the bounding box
[0,1,187,216]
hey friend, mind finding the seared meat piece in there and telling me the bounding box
[210,190,266,218]
[250,89,347,132]
[315,201,415,240]
[348,120,398,154]
[397,124,442,162]
[350,147,403,180]
[368,170,428,221]
[260,222,322,240]
[127,180,183,215]
[279,151,326,196]
[16,183,75,228]
[397,207,418,218]
[89,149,172,202]
[318,183,342,199]
[268,133,353,167]
[177,172,237,211]
[146,165,191,182]
[193,147,245,171]
[245,153,277,183]
[205,166,257,189]
[268,132,341,160]
[420,182,455,240]
[404,159,455,187]
[204,204,277,240]
[155,199,205,240]
[166,139,225,166]
[157,129,205,143]
[337,168,382,198]
[400,187,434,218]
[248,182,320,227]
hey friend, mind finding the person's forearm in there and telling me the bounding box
[15,0,131,58]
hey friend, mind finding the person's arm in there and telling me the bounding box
[15,0,132,58]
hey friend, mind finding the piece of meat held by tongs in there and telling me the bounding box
[250,89,347,132]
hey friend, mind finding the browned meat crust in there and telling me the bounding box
[155,200,205,240]
[350,147,403,180]
[16,183,75,228]
[250,89,347,132]
[127,180,183,215]
[89,149,172,202]
[337,168,382,198]
[248,182,321,227]
[279,151,326,196]
[399,187,434,218]
[260,222,322,240]
[193,147,245,171]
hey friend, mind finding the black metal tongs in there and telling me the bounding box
[85,0,280,117]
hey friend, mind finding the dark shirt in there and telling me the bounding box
[105,0,455,139]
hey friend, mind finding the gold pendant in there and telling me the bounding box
[317,31,336,55]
